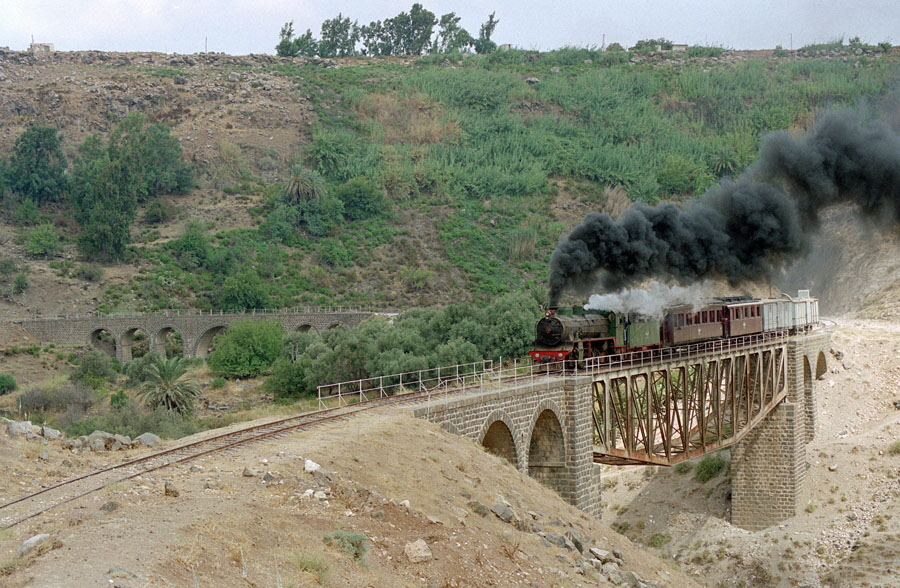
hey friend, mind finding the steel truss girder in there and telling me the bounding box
[592,343,787,466]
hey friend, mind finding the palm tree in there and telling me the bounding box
[282,165,326,204]
[137,354,201,416]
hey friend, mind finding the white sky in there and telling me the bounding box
[1,1,898,55]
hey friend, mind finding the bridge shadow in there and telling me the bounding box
[601,453,732,548]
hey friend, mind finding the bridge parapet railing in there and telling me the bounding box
[315,356,610,410]
[317,359,497,409]
[10,306,394,323]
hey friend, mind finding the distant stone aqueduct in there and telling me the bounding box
[12,309,375,362]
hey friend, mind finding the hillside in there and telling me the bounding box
[1,46,899,318]
[0,411,704,588]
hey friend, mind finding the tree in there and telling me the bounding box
[136,355,201,415]
[474,12,499,54]
[70,114,193,260]
[106,112,193,202]
[384,3,436,55]
[70,135,139,260]
[359,21,391,56]
[282,165,327,204]
[207,320,285,378]
[433,12,473,53]
[5,126,67,204]
[318,13,359,57]
[276,21,298,56]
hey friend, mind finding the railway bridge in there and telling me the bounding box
[392,328,831,529]
[10,308,375,362]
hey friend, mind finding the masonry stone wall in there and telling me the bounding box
[11,311,373,362]
[730,330,831,529]
[413,374,601,517]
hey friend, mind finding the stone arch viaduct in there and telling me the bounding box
[414,329,831,528]
[12,309,375,362]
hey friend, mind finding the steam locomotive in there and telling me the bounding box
[530,290,819,364]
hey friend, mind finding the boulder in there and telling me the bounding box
[41,425,62,440]
[17,533,50,558]
[132,432,161,447]
[404,539,433,563]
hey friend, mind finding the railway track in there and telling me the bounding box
[0,385,453,530]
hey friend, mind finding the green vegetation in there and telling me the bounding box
[694,453,729,482]
[71,350,118,388]
[68,112,193,260]
[207,320,285,378]
[0,374,17,395]
[888,440,900,456]
[648,532,672,548]
[323,530,369,560]
[276,6,498,57]
[22,224,62,258]
[136,355,202,415]
[290,551,330,583]
[3,125,67,204]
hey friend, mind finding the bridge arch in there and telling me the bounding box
[479,410,519,468]
[154,326,184,358]
[803,355,815,443]
[296,324,315,333]
[527,402,567,495]
[89,328,117,358]
[120,327,150,362]
[815,351,827,380]
[194,325,227,358]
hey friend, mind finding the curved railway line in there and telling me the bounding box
[0,384,476,530]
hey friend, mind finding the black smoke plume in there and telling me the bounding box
[547,111,900,306]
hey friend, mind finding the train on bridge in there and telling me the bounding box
[530,290,819,365]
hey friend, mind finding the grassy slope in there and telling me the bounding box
[2,47,899,314]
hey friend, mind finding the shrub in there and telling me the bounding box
[9,273,29,296]
[648,533,671,548]
[888,440,900,456]
[210,376,227,389]
[333,176,385,220]
[291,552,330,583]
[218,270,270,310]
[207,320,285,378]
[0,373,17,395]
[14,198,40,225]
[23,223,62,257]
[18,381,95,414]
[694,453,729,482]
[142,199,177,224]
[265,357,313,399]
[75,263,104,282]
[60,401,202,439]
[0,257,16,275]
[71,350,117,388]
[673,461,693,475]
[123,353,159,387]
[323,530,368,560]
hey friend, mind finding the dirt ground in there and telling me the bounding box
[0,411,703,588]
[600,320,900,588]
